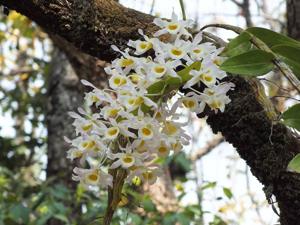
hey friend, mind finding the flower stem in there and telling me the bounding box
[179,0,186,20]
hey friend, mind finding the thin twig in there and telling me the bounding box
[179,0,186,20]
[271,95,300,102]
[191,135,224,161]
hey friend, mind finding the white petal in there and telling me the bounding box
[81,79,96,88]
[153,29,167,37]
[153,18,166,27]
[110,160,122,169]
[68,111,81,119]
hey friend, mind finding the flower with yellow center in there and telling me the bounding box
[67,148,83,161]
[118,58,134,68]
[81,123,93,132]
[123,96,144,111]
[81,140,91,150]
[209,99,222,111]
[169,47,185,60]
[157,141,170,157]
[109,150,143,169]
[109,74,127,90]
[72,167,113,188]
[163,121,179,136]
[85,170,100,185]
[181,97,198,112]
[105,126,120,140]
[102,106,121,120]
[153,12,193,37]
[151,64,167,78]
[166,22,181,34]
[136,41,152,54]
[138,124,154,140]
[200,72,216,87]
[121,154,136,168]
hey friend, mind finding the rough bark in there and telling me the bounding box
[46,48,82,187]
[46,48,83,225]
[287,0,300,40]
[3,0,300,224]
[0,0,158,61]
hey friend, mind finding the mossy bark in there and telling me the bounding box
[3,0,300,224]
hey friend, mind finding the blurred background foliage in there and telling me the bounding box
[0,0,292,224]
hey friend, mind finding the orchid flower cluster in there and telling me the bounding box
[65,13,234,190]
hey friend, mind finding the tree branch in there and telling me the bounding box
[0,0,159,61]
[3,0,300,224]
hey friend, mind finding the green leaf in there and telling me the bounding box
[246,27,300,48]
[53,214,69,223]
[174,153,191,172]
[147,80,166,95]
[162,213,177,225]
[223,187,233,199]
[177,61,201,82]
[165,76,182,85]
[282,103,300,131]
[221,32,252,57]
[220,50,274,76]
[128,214,142,224]
[201,181,217,190]
[287,153,300,173]
[9,204,30,224]
[142,198,156,212]
[271,45,300,79]
[176,213,191,225]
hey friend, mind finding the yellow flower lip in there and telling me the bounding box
[193,48,201,54]
[87,140,96,149]
[204,75,213,82]
[158,146,167,153]
[119,58,134,67]
[121,154,135,168]
[200,73,213,83]
[82,141,89,148]
[123,155,134,163]
[142,127,152,136]
[129,74,141,85]
[139,41,152,50]
[73,150,83,158]
[182,99,196,109]
[105,127,119,139]
[154,65,166,74]
[140,42,148,49]
[91,95,100,102]
[168,23,180,31]
[171,48,183,56]
[207,90,215,96]
[114,77,121,85]
[164,121,178,136]
[210,100,221,109]
[108,127,118,136]
[82,123,93,131]
[87,173,99,182]
[112,76,127,86]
